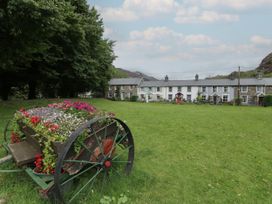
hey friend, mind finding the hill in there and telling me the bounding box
[111,67,157,81]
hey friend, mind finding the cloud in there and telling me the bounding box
[175,7,239,23]
[194,0,272,10]
[101,0,178,22]
[250,35,272,46]
[183,34,216,45]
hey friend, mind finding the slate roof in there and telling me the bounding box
[140,78,272,87]
[109,78,143,85]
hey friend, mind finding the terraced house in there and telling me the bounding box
[108,75,272,105]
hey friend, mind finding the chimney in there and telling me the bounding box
[165,75,169,82]
[195,74,199,81]
[256,71,263,80]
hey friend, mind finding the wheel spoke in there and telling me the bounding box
[111,160,131,163]
[91,127,105,158]
[68,168,103,203]
[61,163,99,186]
[108,127,120,157]
[63,160,100,165]
[78,140,92,153]
[112,145,133,161]
[116,132,128,146]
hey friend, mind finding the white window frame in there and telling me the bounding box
[187,86,192,92]
[241,86,248,93]
[168,94,173,100]
[256,86,263,92]
[222,95,228,102]
[187,94,192,101]
[242,95,248,103]
[178,86,182,92]
[202,86,206,93]
[224,86,228,93]
[213,86,217,93]
[121,85,124,90]
[201,95,206,101]
[157,87,161,92]
[169,87,172,92]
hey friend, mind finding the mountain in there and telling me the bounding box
[112,68,158,81]
[257,52,272,74]
[208,52,272,79]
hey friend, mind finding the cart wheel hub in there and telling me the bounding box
[104,160,111,168]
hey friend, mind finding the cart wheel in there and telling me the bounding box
[53,117,134,204]
[3,120,12,144]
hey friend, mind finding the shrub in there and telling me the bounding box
[130,95,138,102]
[264,95,272,107]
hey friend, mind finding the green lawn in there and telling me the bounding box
[1,99,272,204]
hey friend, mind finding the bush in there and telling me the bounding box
[264,95,272,107]
[130,95,138,102]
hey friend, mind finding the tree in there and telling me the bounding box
[0,0,115,100]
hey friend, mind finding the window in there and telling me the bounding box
[187,94,192,101]
[141,87,144,91]
[130,85,133,90]
[241,86,248,92]
[202,95,206,101]
[114,86,117,90]
[187,86,191,92]
[157,95,161,100]
[141,94,145,99]
[213,86,217,92]
[168,94,173,100]
[149,87,152,91]
[223,95,228,102]
[242,95,248,103]
[178,86,182,92]
[169,87,172,92]
[157,87,161,92]
[202,87,206,92]
[256,86,263,92]
[224,86,228,93]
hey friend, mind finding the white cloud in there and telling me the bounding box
[101,7,138,22]
[175,7,239,23]
[183,34,216,45]
[250,35,272,46]
[130,27,183,41]
[195,0,272,10]
[101,0,178,22]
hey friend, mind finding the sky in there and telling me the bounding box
[87,0,272,80]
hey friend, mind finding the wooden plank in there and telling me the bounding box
[8,141,41,166]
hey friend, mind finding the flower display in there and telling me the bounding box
[11,100,113,174]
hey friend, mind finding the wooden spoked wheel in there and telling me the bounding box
[52,117,134,204]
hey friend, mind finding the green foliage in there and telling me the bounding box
[0,0,115,100]
[130,95,138,102]
[110,67,129,78]
[264,95,272,107]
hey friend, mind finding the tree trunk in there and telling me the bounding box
[0,78,10,101]
[28,80,37,99]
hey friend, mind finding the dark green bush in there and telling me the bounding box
[264,95,272,107]
[130,95,138,102]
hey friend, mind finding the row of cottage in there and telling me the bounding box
[108,75,272,105]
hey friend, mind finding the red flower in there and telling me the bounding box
[44,122,59,132]
[11,132,20,144]
[34,154,43,173]
[31,116,41,125]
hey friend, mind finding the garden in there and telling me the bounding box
[1,99,272,203]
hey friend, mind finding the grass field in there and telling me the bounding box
[1,99,272,204]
